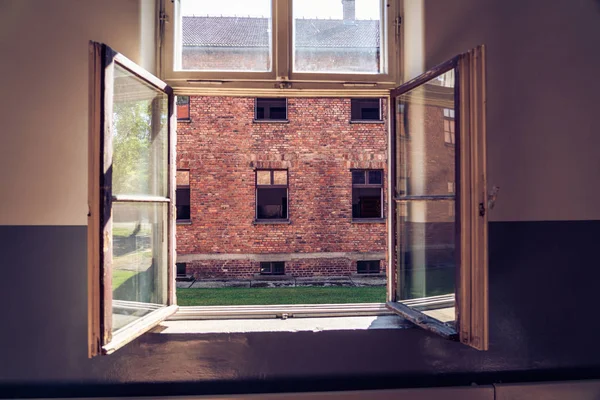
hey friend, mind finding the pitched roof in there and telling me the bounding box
[182,16,380,49]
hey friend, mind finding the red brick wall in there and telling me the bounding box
[176,96,387,277]
[187,258,384,279]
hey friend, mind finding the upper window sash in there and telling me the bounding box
[160,0,400,91]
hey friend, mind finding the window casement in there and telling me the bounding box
[357,260,381,274]
[255,98,288,121]
[260,261,286,275]
[255,169,289,222]
[176,95,190,120]
[160,0,400,92]
[352,169,383,221]
[388,46,488,350]
[176,170,191,223]
[88,42,177,356]
[443,107,456,144]
[351,98,383,122]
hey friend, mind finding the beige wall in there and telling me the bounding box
[1,0,599,224]
[420,0,600,221]
[0,0,155,225]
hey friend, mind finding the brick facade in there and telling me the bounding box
[176,96,388,279]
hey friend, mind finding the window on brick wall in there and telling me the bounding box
[260,261,285,275]
[351,98,382,122]
[176,170,191,222]
[255,98,288,121]
[357,260,381,274]
[256,169,288,221]
[177,96,190,120]
[443,108,455,144]
[352,169,383,220]
[176,262,187,277]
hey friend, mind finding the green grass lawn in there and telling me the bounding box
[177,286,386,306]
[113,269,138,290]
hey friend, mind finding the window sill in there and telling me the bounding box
[157,314,411,334]
[349,120,385,124]
[177,220,192,225]
[253,119,290,124]
[253,219,291,225]
[351,218,386,224]
[177,119,191,123]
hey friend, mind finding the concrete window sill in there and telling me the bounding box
[176,220,192,225]
[157,315,412,334]
[349,120,385,124]
[351,218,386,224]
[253,119,290,124]
[253,219,291,225]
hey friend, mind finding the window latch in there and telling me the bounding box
[479,203,486,217]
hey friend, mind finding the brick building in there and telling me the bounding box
[176,96,389,279]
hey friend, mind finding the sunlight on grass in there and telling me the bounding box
[113,269,138,290]
[177,286,386,306]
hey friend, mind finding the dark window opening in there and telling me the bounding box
[177,96,190,120]
[357,260,381,274]
[256,170,288,220]
[176,170,191,222]
[260,261,285,275]
[351,98,382,121]
[255,98,287,121]
[352,169,383,219]
[176,262,187,276]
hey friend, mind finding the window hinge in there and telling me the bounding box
[159,11,169,23]
[479,203,486,217]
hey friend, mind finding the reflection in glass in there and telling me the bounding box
[395,68,456,323]
[112,65,168,197]
[179,0,272,72]
[293,0,381,73]
[112,203,168,332]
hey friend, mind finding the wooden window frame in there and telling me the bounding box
[160,0,401,92]
[255,169,289,222]
[254,98,289,122]
[387,46,488,350]
[351,169,384,221]
[350,98,384,123]
[88,42,178,357]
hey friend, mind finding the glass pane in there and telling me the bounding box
[395,69,456,197]
[179,0,272,72]
[273,170,287,185]
[256,170,271,185]
[293,0,381,73]
[112,65,168,197]
[396,199,456,323]
[352,170,366,184]
[368,170,382,185]
[256,187,287,219]
[352,187,381,218]
[112,202,168,333]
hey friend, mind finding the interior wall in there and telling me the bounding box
[1,0,600,396]
[0,0,153,226]
[422,0,600,222]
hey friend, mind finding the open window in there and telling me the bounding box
[88,42,177,356]
[387,46,488,350]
